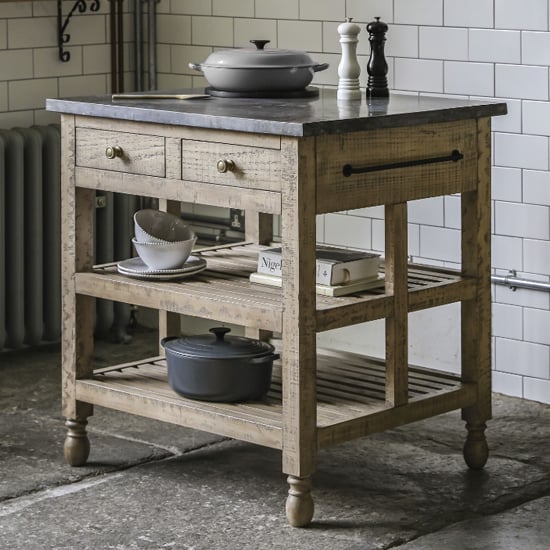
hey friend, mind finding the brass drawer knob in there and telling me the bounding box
[105,145,123,159]
[216,159,235,173]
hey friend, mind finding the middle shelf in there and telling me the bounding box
[79,242,477,333]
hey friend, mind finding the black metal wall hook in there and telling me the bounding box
[57,0,101,62]
[342,149,464,177]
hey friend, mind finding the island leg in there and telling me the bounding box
[280,136,317,527]
[64,418,91,466]
[286,475,314,527]
[461,117,492,471]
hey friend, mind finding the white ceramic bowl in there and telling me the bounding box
[132,236,196,270]
[134,209,193,243]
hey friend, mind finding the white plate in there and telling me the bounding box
[117,266,206,281]
[117,255,206,274]
[117,255,207,280]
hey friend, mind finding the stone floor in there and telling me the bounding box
[1,327,549,549]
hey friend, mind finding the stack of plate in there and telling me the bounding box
[117,255,207,281]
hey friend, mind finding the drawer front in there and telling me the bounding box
[181,139,281,191]
[75,128,165,177]
[316,119,478,212]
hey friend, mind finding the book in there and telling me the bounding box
[249,271,384,297]
[256,246,381,286]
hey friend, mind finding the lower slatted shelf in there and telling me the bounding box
[76,349,476,451]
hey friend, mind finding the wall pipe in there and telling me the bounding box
[147,0,157,89]
[491,272,550,293]
[134,0,143,91]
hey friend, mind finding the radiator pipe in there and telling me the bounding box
[117,0,124,92]
[134,0,143,90]
[109,0,124,93]
[110,0,117,91]
[147,0,157,89]
[492,271,550,293]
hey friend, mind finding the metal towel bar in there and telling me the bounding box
[342,149,464,177]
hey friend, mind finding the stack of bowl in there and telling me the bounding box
[133,209,196,270]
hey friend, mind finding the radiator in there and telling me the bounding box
[0,125,135,351]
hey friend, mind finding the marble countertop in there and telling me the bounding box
[46,88,507,137]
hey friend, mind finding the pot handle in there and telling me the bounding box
[160,335,179,348]
[250,353,280,365]
[188,62,203,72]
[313,63,329,73]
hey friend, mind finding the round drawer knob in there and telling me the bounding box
[216,159,235,173]
[105,145,123,159]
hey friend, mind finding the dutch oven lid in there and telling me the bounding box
[201,40,318,69]
[162,327,275,359]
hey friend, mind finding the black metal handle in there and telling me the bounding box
[342,149,464,177]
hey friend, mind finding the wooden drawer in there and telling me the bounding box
[316,119,478,213]
[181,139,281,191]
[75,127,166,177]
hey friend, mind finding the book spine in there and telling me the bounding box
[316,259,379,285]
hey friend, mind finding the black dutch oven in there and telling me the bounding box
[161,327,279,402]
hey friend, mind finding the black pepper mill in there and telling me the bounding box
[366,17,389,99]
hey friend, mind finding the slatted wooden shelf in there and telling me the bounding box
[77,243,476,333]
[76,349,476,451]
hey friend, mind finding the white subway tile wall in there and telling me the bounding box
[524,170,550,206]
[299,0,345,22]
[419,27,468,61]
[444,0,494,28]
[492,303,523,340]
[444,61,494,96]
[0,2,134,126]
[522,31,550,65]
[489,97,521,133]
[0,82,7,112]
[469,29,521,64]
[495,64,549,100]
[492,235,523,270]
[213,0,255,19]
[1,0,549,404]
[495,0,548,31]
[492,167,522,202]
[394,0,443,26]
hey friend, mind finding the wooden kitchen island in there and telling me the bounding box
[46,90,506,527]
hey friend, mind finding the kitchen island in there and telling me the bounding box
[47,89,506,527]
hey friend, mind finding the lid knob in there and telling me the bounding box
[209,327,231,342]
[250,39,270,50]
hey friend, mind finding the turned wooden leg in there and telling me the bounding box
[286,475,314,527]
[463,421,488,470]
[64,418,90,466]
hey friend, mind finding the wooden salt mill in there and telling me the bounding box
[337,17,361,101]
[366,17,389,99]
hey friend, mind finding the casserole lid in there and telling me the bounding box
[201,40,319,69]
[162,327,275,359]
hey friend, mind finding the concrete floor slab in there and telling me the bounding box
[1,329,550,549]
[399,496,550,550]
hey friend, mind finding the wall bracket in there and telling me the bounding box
[57,0,101,62]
